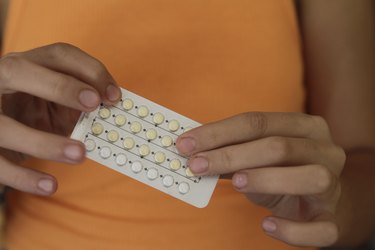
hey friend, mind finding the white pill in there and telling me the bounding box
[99,146,111,159]
[115,153,127,166]
[169,159,181,171]
[84,139,96,152]
[162,175,174,187]
[115,114,126,126]
[123,137,135,150]
[178,182,190,194]
[146,168,158,180]
[161,135,173,147]
[122,98,134,111]
[137,105,149,118]
[168,119,180,132]
[130,121,142,133]
[107,130,119,142]
[153,112,165,125]
[91,122,104,135]
[131,161,143,173]
[99,108,111,119]
[139,144,150,156]
[146,129,157,140]
[154,152,166,164]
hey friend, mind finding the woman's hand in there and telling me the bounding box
[176,112,346,247]
[0,43,120,195]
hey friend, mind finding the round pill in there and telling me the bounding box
[84,139,96,152]
[115,153,127,166]
[153,112,165,125]
[139,144,150,156]
[131,161,143,173]
[162,175,174,187]
[130,121,142,133]
[146,168,158,180]
[185,167,195,177]
[99,108,111,119]
[107,130,119,142]
[91,122,104,135]
[115,114,126,126]
[123,137,135,150]
[168,119,180,132]
[169,159,181,171]
[99,146,111,159]
[137,105,149,118]
[161,135,173,147]
[122,98,134,111]
[154,151,166,164]
[178,182,190,194]
[145,129,157,140]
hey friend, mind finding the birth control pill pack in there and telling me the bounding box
[71,87,219,208]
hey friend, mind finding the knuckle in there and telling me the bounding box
[0,53,23,85]
[311,115,330,133]
[243,112,268,137]
[267,137,292,162]
[313,165,334,193]
[220,149,234,171]
[90,61,109,82]
[48,42,76,59]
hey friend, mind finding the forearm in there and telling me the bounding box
[334,149,375,247]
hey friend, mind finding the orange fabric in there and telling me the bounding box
[3,1,312,249]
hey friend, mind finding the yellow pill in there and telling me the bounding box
[161,135,173,147]
[99,108,111,119]
[137,105,149,118]
[146,129,157,140]
[169,159,181,171]
[154,152,166,164]
[168,119,180,132]
[130,121,142,133]
[114,114,126,126]
[153,112,165,125]
[123,137,135,150]
[139,144,150,156]
[91,122,104,135]
[185,167,195,177]
[107,130,119,142]
[122,98,134,111]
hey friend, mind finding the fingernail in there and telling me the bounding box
[233,173,247,189]
[79,89,100,108]
[64,144,83,161]
[262,218,277,233]
[106,84,121,102]
[37,178,55,193]
[177,137,196,155]
[189,157,208,174]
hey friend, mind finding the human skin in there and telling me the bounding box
[1,0,375,248]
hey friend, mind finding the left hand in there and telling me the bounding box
[176,112,346,247]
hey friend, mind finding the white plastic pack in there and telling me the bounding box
[71,87,219,208]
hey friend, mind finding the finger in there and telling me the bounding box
[22,43,121,104]
[262,214,338,247]
[176,112,331,156]
[0,115,85,164]
[231,165,338,196]
[0,55,100,111]
[0,156,57,195]
[186,136,344,175]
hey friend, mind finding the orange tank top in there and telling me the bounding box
[2,1,311,249]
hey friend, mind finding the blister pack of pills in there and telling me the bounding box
[71,87,219,208]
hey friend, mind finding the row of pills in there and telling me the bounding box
[91,122,175,148]
[85,139,194,177]
[99,104,189,133]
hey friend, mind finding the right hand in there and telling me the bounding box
[0,43,121,195]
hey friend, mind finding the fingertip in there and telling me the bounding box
[106,84,121,103]
[176,136,196,156]
[64,141,86,163]
[262,217,277,234]
[37,176,58,195]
